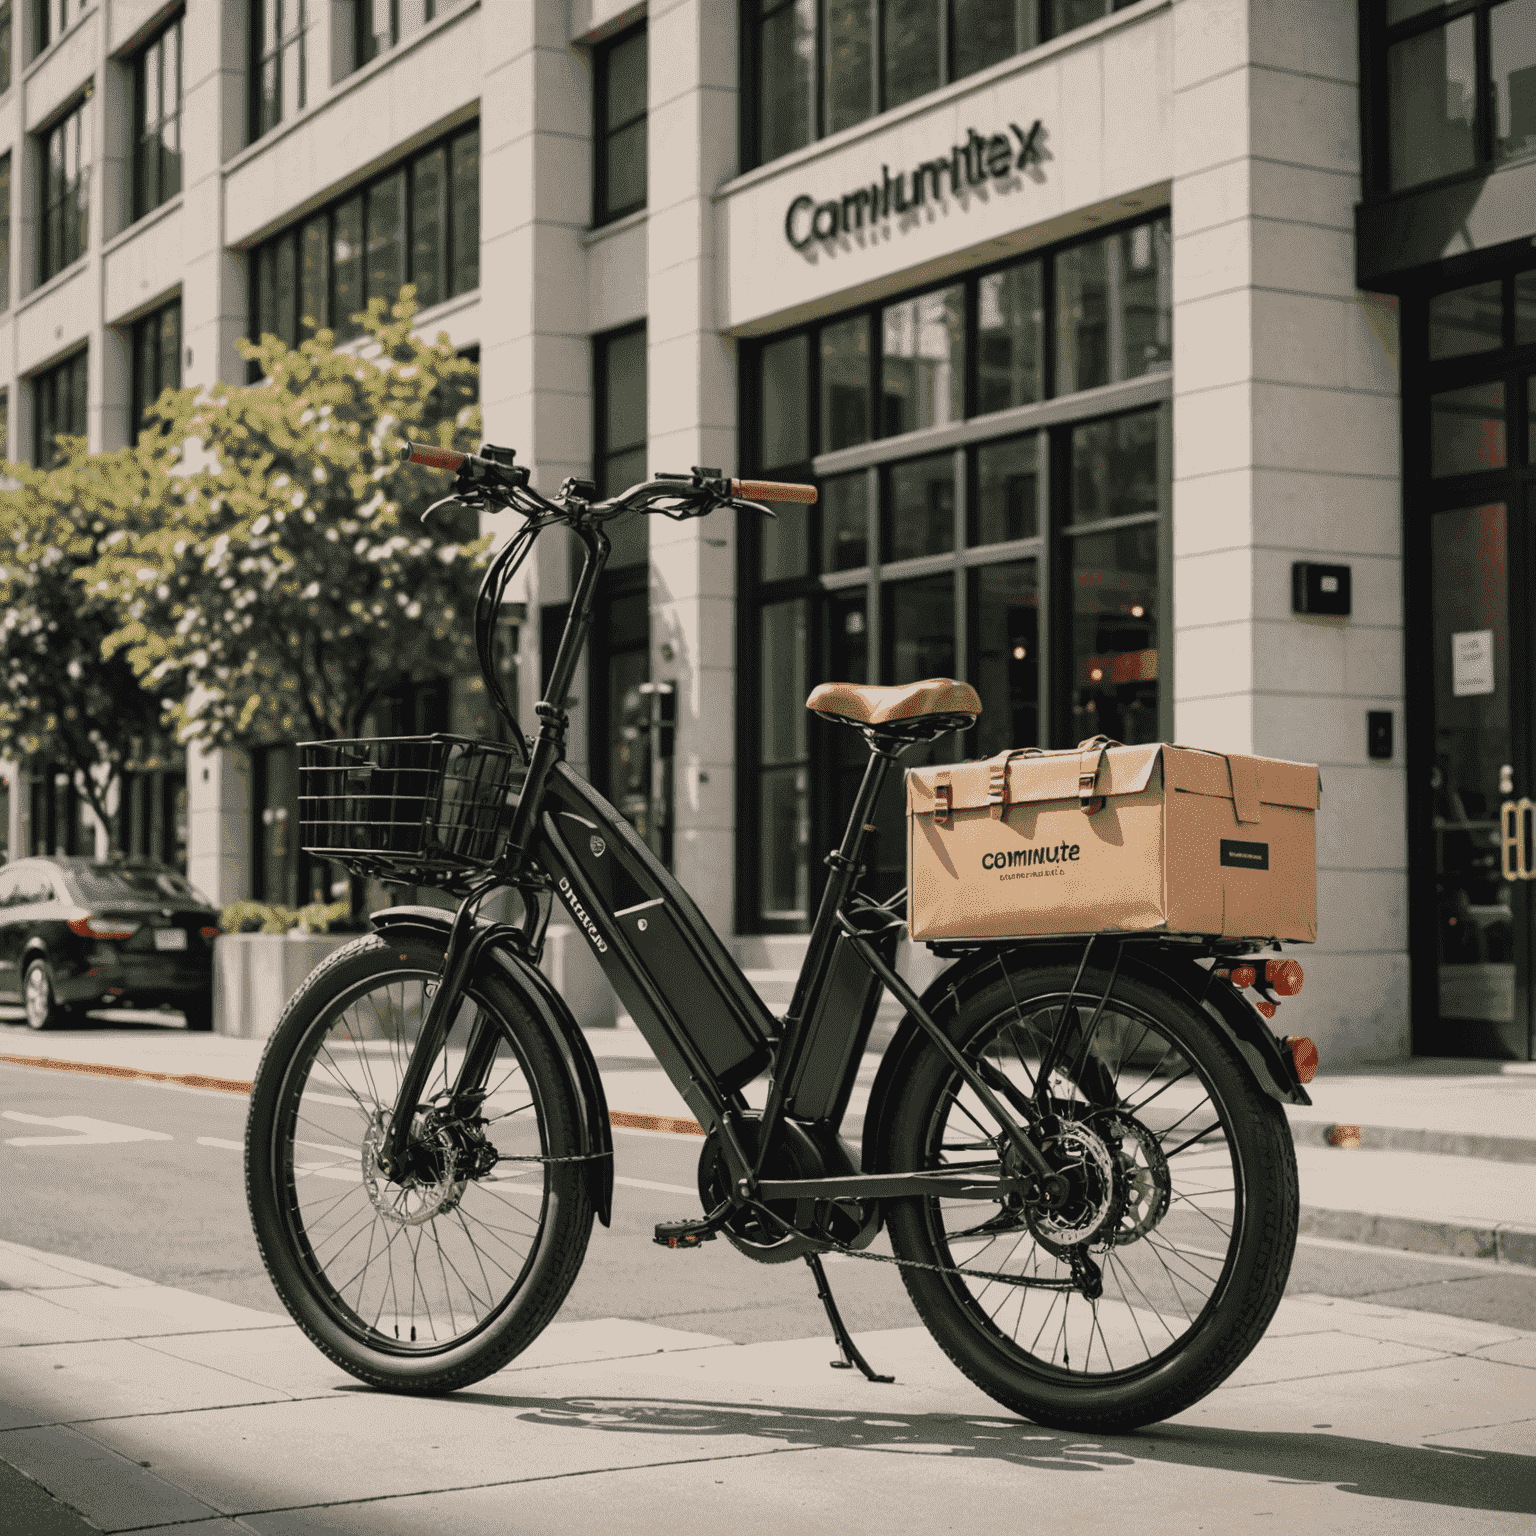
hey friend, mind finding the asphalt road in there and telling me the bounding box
[3,1053,1534,1355]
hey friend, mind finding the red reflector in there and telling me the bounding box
[1267,958,1305,996]
[1228,965,1257,990]
[201,926,221,939]
[1285,1035,1319,1083]
[67,916,143,940]
[1254,998,1277,1019]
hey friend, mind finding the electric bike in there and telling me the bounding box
[243,441,1310,1433]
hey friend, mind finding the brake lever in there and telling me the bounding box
[421,492,471,525]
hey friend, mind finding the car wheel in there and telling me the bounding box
[23,960,63,1031]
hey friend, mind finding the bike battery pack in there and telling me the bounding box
[539,767,773,1093]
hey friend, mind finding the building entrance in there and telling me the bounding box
[1410,268,1536,1060]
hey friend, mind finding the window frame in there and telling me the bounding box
[249,0,307,144]
[0,153,11,313]
[735,208,1173,932]
[37,93,90,285]
[130,296,182,435]
[741,0,1139,171]
[355,0,439,67]
[32,347,88,466]
[132,11,183,223]
[246,121,479,375]
[592,20,648,226]
[1,2,14,94]
[1362,0,1536,198]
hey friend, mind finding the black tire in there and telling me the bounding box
[245,929,594,1393]
[23,959,63,1031]
[182,999,215,1033]
[882,960,1298,1433]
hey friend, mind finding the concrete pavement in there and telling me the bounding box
[1,1236,1533,1534]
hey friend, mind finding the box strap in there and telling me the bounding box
[934,769,953,826]
[1074,735,1121,814]
[986,747,1044,819]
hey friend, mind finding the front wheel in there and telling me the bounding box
[245,930,594,1393]
[882,960,1298,1433]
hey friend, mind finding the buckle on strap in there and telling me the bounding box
[1077,741,1113,814]
[934,771,952,826]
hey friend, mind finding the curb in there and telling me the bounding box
[1299,1205,1536,1269]
[1290,1118,1536,1165]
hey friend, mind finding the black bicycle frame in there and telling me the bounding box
[379,513,1056,1203]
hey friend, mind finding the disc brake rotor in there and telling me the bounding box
[1024,1119,1120,1253]
[1097,1110,1171,1245]
[361,1112,469,1226]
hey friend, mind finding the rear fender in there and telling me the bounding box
[861,942,1310,1176]
[369,905,615,1226]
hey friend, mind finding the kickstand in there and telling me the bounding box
[804,1253,894,1384]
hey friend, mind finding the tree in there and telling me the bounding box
[0,435,178,852]
[87,292,487,750]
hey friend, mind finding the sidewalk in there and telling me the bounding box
[4,1012,1536,1270]
[0,1236,1532,1534]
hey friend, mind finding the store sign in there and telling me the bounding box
[784,120,1044,251]
[1452,629,1495,697]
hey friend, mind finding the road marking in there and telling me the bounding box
[615,1175,697,1197]
[197,1137,245,1151]
[3,1111,175,1146]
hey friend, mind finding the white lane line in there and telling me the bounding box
[197,1136,244,1151]
[3,1111,174,1146]
[614,1176,697,1197]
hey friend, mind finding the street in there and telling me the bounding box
[4,1041,1534,1345]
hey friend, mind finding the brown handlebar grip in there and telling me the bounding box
[730,479,818,504]
[399,441,467,472]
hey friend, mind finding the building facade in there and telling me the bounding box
[0,0,1531,1064]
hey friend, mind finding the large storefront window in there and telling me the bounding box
[740,212,1171,928]
[746,0,1142,169]
[1377,0,1536,192]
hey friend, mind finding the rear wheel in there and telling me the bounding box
[245,930,594,1393]
[883,960,1298,1433]
[23,960,64,1031]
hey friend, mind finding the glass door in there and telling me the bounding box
[1425,500,1533,1058]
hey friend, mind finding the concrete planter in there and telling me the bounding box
[213,932,356,1040]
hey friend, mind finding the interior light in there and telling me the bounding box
[1131,604,1145,618]
[1089,667,1104,682]
[1012,645,1027,660]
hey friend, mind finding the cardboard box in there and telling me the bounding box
[907,739,1319,943]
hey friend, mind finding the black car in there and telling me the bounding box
[0,856,221,1031]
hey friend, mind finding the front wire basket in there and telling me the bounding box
[298,735,523,892]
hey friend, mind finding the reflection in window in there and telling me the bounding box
[0,3,10,93]
[978,259,1043,413]
[1518,270,1536,345]
[821,315,871,450]
[0,155,9,313]
[885,453,955,561]
[760,0,815,160]
[33,349,88,466]
[251,0,306,141]
[822,471,869,570]
[1431,381,1507,476]
[1388,17,1477,190]
[882,0,940,110]
[131,299,181,433]
[134,14,182,221]
[1056,219,1172,394]
[1071,409,1160,523]
[885,572,956,684]
[825,0,873,133]
[1491,0,1536,162]
[1068,525,1158,747]
[760,332,810,469]
[365,172,405,308]
[40,97,90,282]
[761,499,812,581]
[881,286,964,436]
[970,560,1039,757]
[1429,282,1503,359]
[953,0,1037,80]
[760,599,809,918]
[596,24,647,223]
[973,435,1038,545]
[410,149,446,308]
[1528,374,1536,464]
[596,323,649,572]
[356,0,436,65]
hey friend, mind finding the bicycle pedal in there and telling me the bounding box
[653,1219,717,1250]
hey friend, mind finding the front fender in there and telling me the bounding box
[370,905,615,1226]
[860,941,1310,1177]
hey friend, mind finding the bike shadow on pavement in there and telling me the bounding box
[417,1389,1536,1515]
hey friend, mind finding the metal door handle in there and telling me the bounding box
[1501,798,1534,880]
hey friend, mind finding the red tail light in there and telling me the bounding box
[1267,959,1305,996]
[1285,1035,1319,1083]
[200,926,221,939]
[67,916,142,940]
[1226,965,1257,990]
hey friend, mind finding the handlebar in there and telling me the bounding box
[729,479,817,505]
[400,442,468,472]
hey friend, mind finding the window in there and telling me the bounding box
[595,322,648,567]
[1375,0,1536,192]
[247,123,478,369]
[131,299,181,433]
[356,0,437,65]
[594,22,646,223]
[740,212,1171,928]
[0,154,10,311]
[33,0,82,56]
[133,14,182,220]
[251,0,306,141]
[33,349,87,465]
[747,0,1138,167]
[39,96,89,283]
[0,388,8,459]
[1,3,12,94]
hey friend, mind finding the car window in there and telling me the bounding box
[74,865,204,905]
